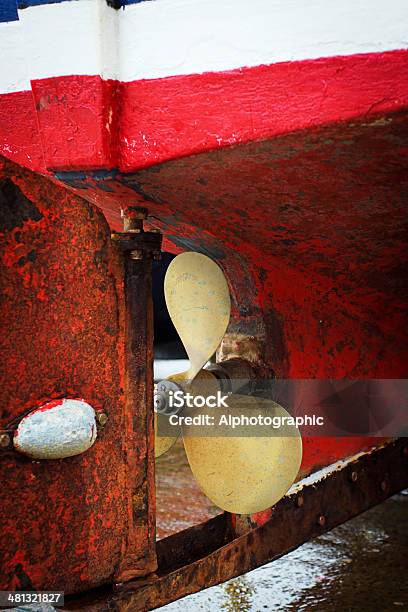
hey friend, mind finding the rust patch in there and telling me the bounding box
[0,157,156,593]
[0,178,43,232]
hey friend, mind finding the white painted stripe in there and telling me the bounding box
[19,0,115,84]
[1,0,407,93]
[119,0,408,80]
[0,21,30,92]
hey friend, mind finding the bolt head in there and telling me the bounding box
[122,206,147,220]
[96,412,108,427]
[351,471,358,482]
[318,515,326,527]
[154,393,167,413]
[296,496,304,508]
[380,480,388,492]
[0,433,11,448]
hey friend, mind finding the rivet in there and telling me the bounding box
[318,515,326,527]
[296,496,304,508]
[0,433,11,448]
[380,480,388,492]
[351,471,358,482]
[96,412,108,427]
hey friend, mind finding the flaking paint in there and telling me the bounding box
[0,158,156,592]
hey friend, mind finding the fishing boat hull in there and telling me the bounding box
[0,0,407,604]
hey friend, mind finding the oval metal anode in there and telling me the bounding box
[14,398,97,460]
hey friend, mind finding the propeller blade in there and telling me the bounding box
[164,252,231,380]
[154,412,179,458]
[182,395,302,514]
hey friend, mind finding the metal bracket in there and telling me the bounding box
[111,206,162,260]
[110,206,162,582]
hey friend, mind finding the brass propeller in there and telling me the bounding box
[154,252,303,514]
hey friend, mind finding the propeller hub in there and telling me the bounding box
[154,379,185,416]
[206,358,256,394]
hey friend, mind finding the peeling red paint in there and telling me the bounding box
[0,84,406,585]
[0,91,46,173]
[118,50,408,171]
[31,77,118,172]
[1,51,407,174]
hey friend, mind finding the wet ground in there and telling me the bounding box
[156,441,408,612]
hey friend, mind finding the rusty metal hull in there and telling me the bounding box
[63,438,408,611]
[0,160,158,592]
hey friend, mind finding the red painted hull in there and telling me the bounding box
[1,75,406,594]
[1,50,408,174]
[1,0,407,599]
